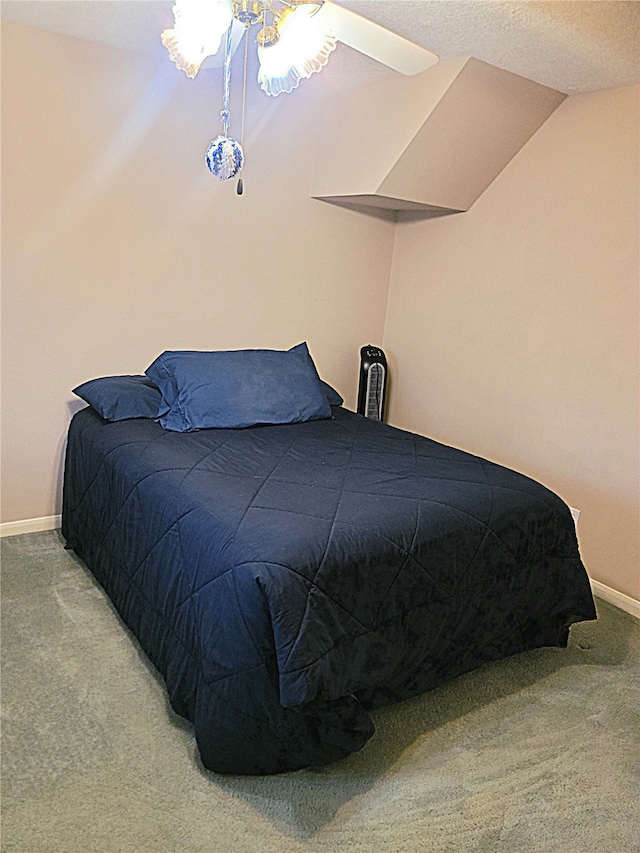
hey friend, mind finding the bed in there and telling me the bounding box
[62,349,596,775]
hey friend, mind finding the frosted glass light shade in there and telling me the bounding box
[161,0,234,78]
[257,5,337,96]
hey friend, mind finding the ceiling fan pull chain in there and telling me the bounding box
[223,19,234,136]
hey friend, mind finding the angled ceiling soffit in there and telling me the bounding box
[311,57,566,218]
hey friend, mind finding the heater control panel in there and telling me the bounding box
[363,346,385,361]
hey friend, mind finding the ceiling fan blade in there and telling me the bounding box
[318,1,438,75]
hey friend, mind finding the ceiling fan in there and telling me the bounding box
[161,0,438,182]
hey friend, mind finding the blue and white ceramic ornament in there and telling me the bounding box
[205,135,244,180]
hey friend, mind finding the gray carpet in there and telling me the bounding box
[1,530,638,853]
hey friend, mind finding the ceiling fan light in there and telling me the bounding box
[257,4,337,96]
[161,0,234,78]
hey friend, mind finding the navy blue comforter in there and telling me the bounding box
[62,406,596,774]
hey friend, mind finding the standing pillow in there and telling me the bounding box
[145,343,332,431]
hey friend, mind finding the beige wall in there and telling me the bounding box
[2,22,638,603]
[383,84,640,601]
[1,22,395,522]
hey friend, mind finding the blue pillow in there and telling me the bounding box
[319,380,343,407]
[72,375,162,421]
[145,343,332,432]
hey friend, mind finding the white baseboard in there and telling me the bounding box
[0,515,61,538]
[590,578,640,620]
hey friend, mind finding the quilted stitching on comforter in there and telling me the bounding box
[62,407,596,774]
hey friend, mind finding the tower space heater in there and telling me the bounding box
[357,345,388,422]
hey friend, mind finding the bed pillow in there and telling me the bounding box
[145,343,333,432]
[72,375,162,421]
[319,380,343,406]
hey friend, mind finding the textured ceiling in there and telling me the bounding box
[2,0,639,96]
